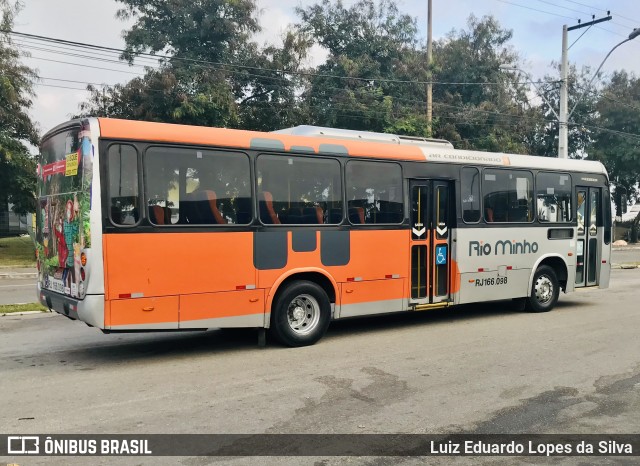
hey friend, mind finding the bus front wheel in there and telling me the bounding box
[526,265,559,312]
[270,281,331,347]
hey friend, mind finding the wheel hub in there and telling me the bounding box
[535,276,553,304]
[292,306,305,322]
[286,294,320,335]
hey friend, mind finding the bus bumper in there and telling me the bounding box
[38,285,105,329]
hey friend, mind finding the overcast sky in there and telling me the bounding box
[12,0,640,137]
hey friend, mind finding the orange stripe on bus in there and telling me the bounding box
[98,118,425,161]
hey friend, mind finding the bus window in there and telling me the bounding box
[346,161,403,224]
[483,169,534,223]
[145,147,251,225]
[108,144,140,226]
[257,155,342,225]
[536,172,572,223]
[461,167,481,223]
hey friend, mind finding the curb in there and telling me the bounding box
[0,310,48,317]
[0,272,37,280]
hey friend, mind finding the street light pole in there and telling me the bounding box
[501,27,639,159]
[567,28,640,121]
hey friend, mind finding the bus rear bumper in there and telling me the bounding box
[38,285,105,329]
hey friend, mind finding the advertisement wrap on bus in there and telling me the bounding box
[36,121,93,299]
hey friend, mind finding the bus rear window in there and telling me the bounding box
[39,127,83,196]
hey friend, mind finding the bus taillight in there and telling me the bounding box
[81,252,87,266]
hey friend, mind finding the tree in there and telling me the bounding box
[79,0,309,131]
[0,0,39,234]
[431,15,542,153]
[296,0,423,133]
[591,71,640,231]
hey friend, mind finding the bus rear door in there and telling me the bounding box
[575,186,602,287]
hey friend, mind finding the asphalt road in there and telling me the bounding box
[1,268,639,466]
[0,278,37,305]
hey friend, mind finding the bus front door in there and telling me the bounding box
[575,186,602,287]
[409,180,452,306]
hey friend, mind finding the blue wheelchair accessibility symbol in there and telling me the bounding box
[435,245,447,265]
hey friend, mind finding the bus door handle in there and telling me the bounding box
[142,306,154,312]
[345,289,354,294]
[249,298,259,303]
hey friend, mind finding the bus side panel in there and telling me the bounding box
[179,289,265,328]
[455,226,574,305]
[257,229,410,319]
[103,231,256,328]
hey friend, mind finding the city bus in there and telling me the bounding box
[35,118,612,346]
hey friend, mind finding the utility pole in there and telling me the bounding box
[426,0,433,137]
[559,14,612,158]
[559,25,568,159]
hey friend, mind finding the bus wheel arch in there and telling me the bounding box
[266,269,338,323]
[526,256,568,312]
[532,255,569,292]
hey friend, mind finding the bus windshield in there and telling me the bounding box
[36,121,93,299]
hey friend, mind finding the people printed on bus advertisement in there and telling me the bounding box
[35,124,93,299]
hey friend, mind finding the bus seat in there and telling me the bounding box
[149,205,166,225]
[260,191,280,224]
[184,190,227,224]
[302,206,324,224]
[235,197,252,224]
[378,201,402,223]
[199,190,227,224]
[110,205,123,224]
[328,208,343,224]
[349,207,365,224]
[485,207,494,222]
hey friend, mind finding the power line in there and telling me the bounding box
[495,0,577,20]
[536,0,595,17]
[6,29,560,88]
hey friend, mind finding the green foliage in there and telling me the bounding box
[297,0,420,132]
[0,303,48,314]
[0,235,35,266]
[78,0,308,131]
[591,71,640,206]
[0,0,39,216]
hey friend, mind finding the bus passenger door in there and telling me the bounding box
[575,187,601,287]
[409,180,452,306]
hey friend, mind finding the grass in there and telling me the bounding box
[0,235,36,267]
[0,303,48,314]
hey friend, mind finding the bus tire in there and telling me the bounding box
[526,265,560,312]
[270,281,331,347]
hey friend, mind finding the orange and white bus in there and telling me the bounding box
[35,118,612,346]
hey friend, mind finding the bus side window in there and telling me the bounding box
[483,169,533,223]
[346,161,403,224]
[257,155,342,225]
[145,147,251,226]
[108,144,140,226]
[536,172,572,223]
[461,167,481,223]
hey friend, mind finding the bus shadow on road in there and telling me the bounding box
[71,327,261,363]
[59,298,588,364]
[324,298,590,341]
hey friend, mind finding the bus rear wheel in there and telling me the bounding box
[526,265,559,312]
[270,281,331,347]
